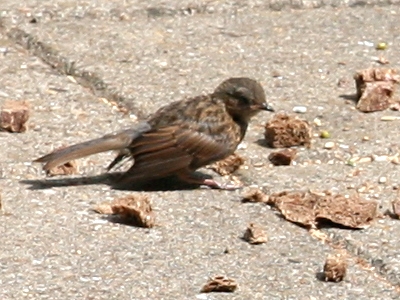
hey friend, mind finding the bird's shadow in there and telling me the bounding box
[256,138,270,148]
[21,172,203,192]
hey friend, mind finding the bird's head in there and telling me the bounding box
[214,77,274,122]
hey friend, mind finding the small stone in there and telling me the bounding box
[381,116,400,121]
[391,156,400,165]
[252,161,264,168]
[324,142,335,149]
[358,157,373,163]
[372,155,389,162]
[292,106,307,113]
[362,136,370,141]
[378,177,387,184]
[313,118,322,127]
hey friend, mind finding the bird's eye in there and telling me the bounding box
[230,87,252,105]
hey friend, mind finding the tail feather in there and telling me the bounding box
[34,122,151,171]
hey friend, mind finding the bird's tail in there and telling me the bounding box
[34,123,151,171]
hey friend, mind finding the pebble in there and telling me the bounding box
[358,157,372,163]
[313,118,322,127]
[324,142,335,149]
[372,155,388,162]
[253,162,264,168]
[378,177,387,184]
[391,156,399,165]
[381,116,400,121]
[293,106,307,113]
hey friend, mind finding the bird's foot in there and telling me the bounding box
[177,172,243,190]
[202,178,243,190]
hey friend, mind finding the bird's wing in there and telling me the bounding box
[122,125,230,180]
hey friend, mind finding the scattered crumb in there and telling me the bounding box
[390,101,400,111]
[377,56,389,65]
[354,68,399,112]
[243,223,268,244]
[337,78,349,88]
[323,253,347,282]
[309,228,329,243]
[92,202,114,215]
[392,198,400,219]
[241,188,269,203]
[209,153,245,176]
[268,190,378,229]
[46,161,78,176]
[42,146,78,176]
[93,194,155,228]
[268,149,297,166]
[264,113,312,148]
[0,100,30,132]
[201,276,237,293]
[99,97,129,114]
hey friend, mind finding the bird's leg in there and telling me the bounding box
[177,171,243,190]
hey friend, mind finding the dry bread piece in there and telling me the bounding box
[268,148,297,166]
[241,188,269,203]
[269,190,378,229]
[46,161,78,176]
[323,253,347,282]
[264,113,312,148]
[243,223,268,244]
[0,100,30,132]
[209,153,245,176]
[354,68,399,112]
[201,276,237,293]
[93,194,155,228]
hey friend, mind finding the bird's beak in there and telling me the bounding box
[253,103,275,112]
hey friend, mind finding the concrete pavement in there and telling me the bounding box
[1,1,400,299]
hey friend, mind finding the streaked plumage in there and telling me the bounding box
[35,77,274,189]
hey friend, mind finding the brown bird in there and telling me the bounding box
[35,77,274,189]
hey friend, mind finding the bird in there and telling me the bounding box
[34,77,274,189]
